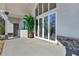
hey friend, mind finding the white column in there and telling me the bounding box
[38,5,39,37]
[38,18,39,37]
[48,3,50,40]
[42,3,44,38]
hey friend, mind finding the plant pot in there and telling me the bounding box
[28,32,34,38]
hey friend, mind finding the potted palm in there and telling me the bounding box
[23,15,34,38]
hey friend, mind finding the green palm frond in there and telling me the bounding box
[23,15,34,32]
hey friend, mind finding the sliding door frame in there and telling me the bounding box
[34,3,57,43]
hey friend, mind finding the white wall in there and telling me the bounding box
[6,20,13,34]
[19,20,24,30]
[57,3,79,38]
[8,17,20,24]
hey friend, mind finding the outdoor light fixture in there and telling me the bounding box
[4,3,9,15]
[0,4,9,15]
[4,11,9,15]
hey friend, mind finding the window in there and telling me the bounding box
[35,3,56,41]
[35,6,38,16]
[49,3,56,10]
[44,16,48,39]
[50,13,56,40]
[43,3,48,13]
[35,19,38,36]
[39,18,42,37]
[35,3,56,16]
[39,3,42,15]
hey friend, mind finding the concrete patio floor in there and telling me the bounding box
[2,38,66,56]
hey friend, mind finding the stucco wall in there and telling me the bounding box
[6,19,13,34]
[57,3,79,38]
[8,17,20,24]
[19,20,24,30]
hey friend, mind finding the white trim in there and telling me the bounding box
[48,3,50,40]
[34,14,36,37]
[33,8,36,37]
[42,17,44,38]
[35,36,57,43]
[37,5,39,37]
[55,10,57,43]
[42,3,44,38]
[37,18,39,37]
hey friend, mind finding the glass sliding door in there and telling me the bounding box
[50,13,56,40]
[44,16,48,39]
[35,5,38,16]
[39,18,42,37]
[43,3,48,13]
[35,3,56,42]
[35,19,38,36]
[35,5,38,36]
[49,3,56,10]
[39,3,42,15]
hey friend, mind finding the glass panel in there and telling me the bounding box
[35,6,38,16]
[43,3,48,13]
[50,13,56,40]
[44,16,48,39]
[39,18,42,37]
[35,19,38,36]
[0,16,5,35]
[39,3,42,15]
[49,3,56,10]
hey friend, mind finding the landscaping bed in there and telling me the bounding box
[0,40,5,55]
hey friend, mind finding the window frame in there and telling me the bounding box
[34,3,57,43]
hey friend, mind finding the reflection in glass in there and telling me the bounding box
[49,3,56,10]
[39,3,42,15]
[35,6,38,16]
[35,19,38,36]
[43,3,48,13]
[50,13,56,40]
[44,16,48,39]
[39,18,42,37]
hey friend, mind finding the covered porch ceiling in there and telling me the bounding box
[0,3,37,19]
